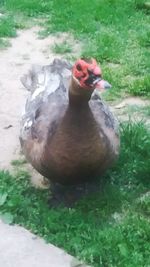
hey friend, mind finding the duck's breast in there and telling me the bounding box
[42,99,119,184]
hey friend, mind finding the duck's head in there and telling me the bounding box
[72,58,111,91]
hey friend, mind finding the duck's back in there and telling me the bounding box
[20,59,71,171]
[20,59,119,185]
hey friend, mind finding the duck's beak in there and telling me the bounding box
[95,79,112,90]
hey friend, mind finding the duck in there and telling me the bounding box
[20,58,120,203]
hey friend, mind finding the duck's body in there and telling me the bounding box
[20,59,119,186]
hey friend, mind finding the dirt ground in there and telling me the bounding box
[0,26,149,184]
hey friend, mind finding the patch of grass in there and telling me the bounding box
[135,191,150,215]
[142,105,150,116]
[135,0,150,14]
[52,42,72,54]
[0,0,149,98]
[111,121,150,186]
[129,75,150,97]
[100,65,129,100]
[0,122,150,267]
[2,0,52,17]
[80,27,123,63]
[13,13,34,29]
[0,15,16,37]
[11,158,27,166]
[124,104,150,118]
[138,30,150,47]
[0,37,10,49]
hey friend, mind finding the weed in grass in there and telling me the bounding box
[38,29,49,39]
[52,42,72,54]
[11,158,27,166]
[0,122,150,267]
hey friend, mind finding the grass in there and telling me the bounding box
[121,104,150,118]
[0,122,150,267]
[11,158,27,166]
[0,0,149,98]
[0,1,150,266]
[129,75,150,97]
[0,13,32,42]
[0,15,16,37]
[52,42,72,54]
[0,37,10,49]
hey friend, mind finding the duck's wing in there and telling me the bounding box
[90,91,119,135]
[20,59,72,143]
[90,91,120,159]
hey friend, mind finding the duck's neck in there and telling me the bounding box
[69,77,93,107]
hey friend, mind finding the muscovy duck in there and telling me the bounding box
[20,58,120,204]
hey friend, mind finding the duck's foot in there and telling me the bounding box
[48,181,102,208]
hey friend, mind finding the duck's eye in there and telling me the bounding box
[76,64,82,71]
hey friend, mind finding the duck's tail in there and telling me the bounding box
[21,65,45,92]
[20,59,72,93]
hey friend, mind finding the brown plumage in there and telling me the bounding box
[20,58,120,187]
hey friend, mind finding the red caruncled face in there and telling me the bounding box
[72,58,102,89]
